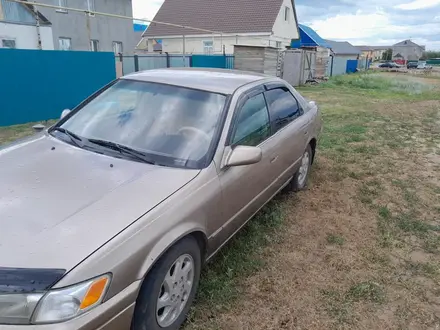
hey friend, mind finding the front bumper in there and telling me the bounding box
[0,281,141,330]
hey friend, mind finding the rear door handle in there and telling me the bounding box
[270,156,278,163]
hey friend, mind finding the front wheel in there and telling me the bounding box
[132,237,201,330]
[285,145,313,192]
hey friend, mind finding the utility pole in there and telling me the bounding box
[33,1,42,49]
[86,13,91,50]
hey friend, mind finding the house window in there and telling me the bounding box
[56,0,67,13]
[59,37,71,50]
[284,6,289,21]
[2,39,16,49]
[87,0,95,16]
[276,41,282,48]
[203,40,213,54]
[113,41,123,54]
[90,39,99,52]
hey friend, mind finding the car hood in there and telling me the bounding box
[0,134,199,270]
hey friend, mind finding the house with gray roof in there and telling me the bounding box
[326,39,360,76]
[140,0,299,54]
[392,39,425,61]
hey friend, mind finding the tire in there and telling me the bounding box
[285,145,313,192]
[132,237,201,330]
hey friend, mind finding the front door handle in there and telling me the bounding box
[270,156,278,163]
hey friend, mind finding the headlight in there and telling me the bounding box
[0,293,43,325]
[0,274,110,325]
[32,274,111,324]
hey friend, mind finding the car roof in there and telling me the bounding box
[122,68,269,94]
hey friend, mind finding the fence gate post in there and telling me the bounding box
[165,52,170,68]
[134,55,139,72]
[330,55,334,77]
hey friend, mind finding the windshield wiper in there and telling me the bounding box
[50,127,83,147]
[87,139,156,165]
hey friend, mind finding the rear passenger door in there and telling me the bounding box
[264,84,310,184]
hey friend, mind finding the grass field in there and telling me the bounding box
[1,72,439,329]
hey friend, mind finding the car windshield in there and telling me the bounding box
[58,79,227,169]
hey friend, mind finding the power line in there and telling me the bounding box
[7,0,223,34]
[7,0,279,46]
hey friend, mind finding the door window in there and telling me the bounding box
[231,93,270,146]
[265,87,301,132]
[90,39,99,52]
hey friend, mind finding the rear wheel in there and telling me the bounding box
[285,145,313,192]
[132,237,201,330]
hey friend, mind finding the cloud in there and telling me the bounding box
[132,0,163,20]
[395,0,440,10]
[295,0,440,50]
[132,0,440,50]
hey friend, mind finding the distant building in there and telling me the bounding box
[0,0,54,50]
[355,45,393,61]
[325,39,360,76]
[355,46,374,59]
[370,46,390,61]
[36,0,136,54]
[141,0,300,54]
[392,39,425,61]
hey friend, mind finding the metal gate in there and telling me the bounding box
[302,51,316,82]
[280,49,317,86]
[191,55,234,69]
[346,60,358,73]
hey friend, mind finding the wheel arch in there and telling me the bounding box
[137,224,208,282]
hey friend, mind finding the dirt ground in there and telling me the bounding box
[1,73,439,330]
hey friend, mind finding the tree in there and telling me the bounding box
[422,51,440,59]
[382,48,392,61]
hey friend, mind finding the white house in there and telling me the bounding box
[0,0,54,50]
[141,0,299,54]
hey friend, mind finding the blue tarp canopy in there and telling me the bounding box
[291,24,330,48]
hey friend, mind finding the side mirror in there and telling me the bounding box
[225,146,262,167]
[61,109,71,119]
[32,124,46,132]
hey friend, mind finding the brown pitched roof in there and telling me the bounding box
[143,0,289,37]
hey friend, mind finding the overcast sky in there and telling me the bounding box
[132,0,440,50]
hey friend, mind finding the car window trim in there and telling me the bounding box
[265,82,304,115]
[264,87,304,133]
[226,86,273,148]
[224,84,265,145]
